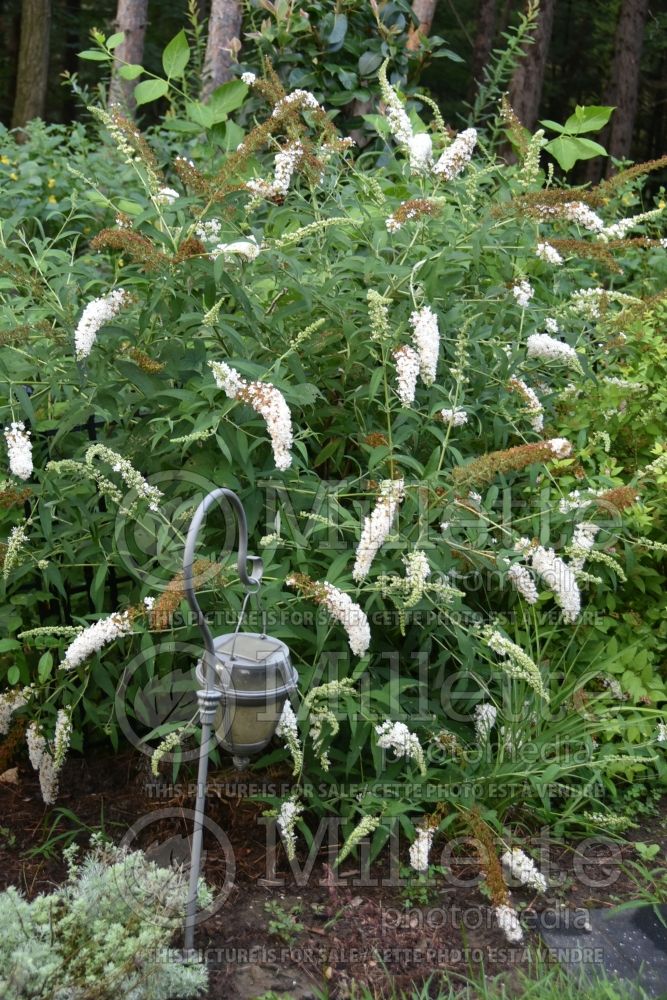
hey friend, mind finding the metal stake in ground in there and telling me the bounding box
[182,487,298,952]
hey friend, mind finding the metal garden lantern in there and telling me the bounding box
[182,487,298,951]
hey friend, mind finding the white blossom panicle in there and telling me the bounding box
[527,333,581,371]
[378,63,413,146]
[195,219,223,243]
[507,563,539,604]
[530,545,581,623]
[509,377,543,432]
[569,521,600,572]
[352,479,405,582]
[247,141,304,199]
[277,795,303,861]
[155,186,179,205]
[26,722,46,770]
[4,421,33,480]
[273,89,322,116]
[410,306,440,385]
[657,722,667,743]
[548,437,573,459]
[409,827,435,872]
[210,360,293,471]
[26,722,61,805]
[321,582,371,657]
[598,208,662,241]
[87,445,163,512]
[375,720,426,774]
[512,279,534,309]
[483,627,548,700]
[536,241,563,265]
[408,133,433,174]
[336,814,382,866]
[150,729,183,776]
[368,289,392,342]
[210,236,261,262]
[0,686,31,736]
[241,71,257,85]
[74,289,129,359]
[276,701,303,775]
[537,200,605,232]
[440,407,468,427]
[143,596,155,611]
[474,703,497,743]
[3,520,30,580]
[62,611,133,670]
[394,345,420,406]
[432,128,477,179]
[570,286,640,320]
[545,317,559,334]
[494,903,524,943]
[502,848,547,893]
[53,708,72,771]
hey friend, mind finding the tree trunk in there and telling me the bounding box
[108,0,149,112]
[201,0,242,100]
[469,0,497,99]
[508,0,557,129]
[11,0,51,131]
[406,0,439,51]
[604,0,649,170]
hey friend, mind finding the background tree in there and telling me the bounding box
[201,0,242,99]
[108,0,149,111]
[508,0,556,129]
[603,0,650,171]
[11,0,51,132]
[469,0,497,98]
[406,0,440,51]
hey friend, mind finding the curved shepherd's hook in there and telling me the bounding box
[182,487,264,689]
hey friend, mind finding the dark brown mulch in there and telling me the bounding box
[1,751,666,999]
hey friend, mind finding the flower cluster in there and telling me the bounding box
[408,133,433,174]
[512,279,534,308]
[87,444,163,513]
[2,519,30,580]
[26,717,70,805]
[375,720,426,774]
[501,848,547,892]
[440,407,468,427]
[62,610,133,670]
[494,903,524,943]
[507,563,539,604]
[277,795,303,861]
[287,575,371,657]
[530,544,581,623]
[568,521,600,573]
[210,360,294,471]
[433,128,478,180]
[474,703,497,743]
[394,345,420,405]
[0,685,31,736]
[378,62,413,146]
[508,377,543,432]
[74,289,129,359]
[4,421,32,480]
[410,306,440,385]
[483,626,548,700]
[526,333,582,371]
[276,701,303,775]
[247,141,304,199]
[368,289,392,342]
[409,826,435,872]
[536,241,563,265]
[353,479,405,581]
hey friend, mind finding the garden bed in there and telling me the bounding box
[1,751,665,999]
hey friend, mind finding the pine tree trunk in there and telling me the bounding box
[11,0,51,131]
[508,0,557,129]
[406,0,439,51]
[201,0,242,100]
[469,0,497,99]
[108,0,149,112]
[604,0,649,170]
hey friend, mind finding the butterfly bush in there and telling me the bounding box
[0,64,665,895]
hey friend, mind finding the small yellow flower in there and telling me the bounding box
[47,178,56,189]
[659,199,666,210]
[118,259,125,268]
[9,172,18,181]
[0,155,10,165]
[48,195,57,204]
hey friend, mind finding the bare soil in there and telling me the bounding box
[1,751,666,1000]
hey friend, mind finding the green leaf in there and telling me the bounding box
[328,13,348,46]
[162,29,191,79]
[206,81,248,118]
[545,135,608,171]
[7,665,20,686]
[539,118,566,134]
[106,32,125,50]
[118,63,144,81]
[186,101,215,129]
[564,105,615,135]
[134,78,169,106]
[358,51,383,77]
[78,49,111,62]
[38,652,53,683]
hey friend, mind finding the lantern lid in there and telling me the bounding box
[214,631,289,666]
